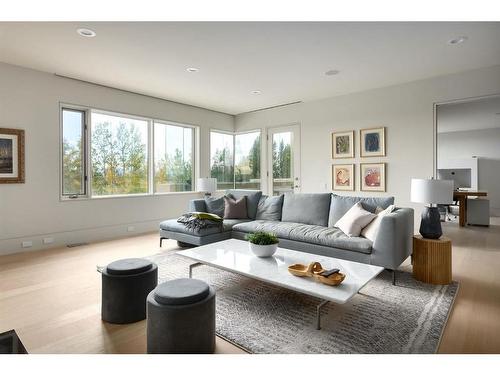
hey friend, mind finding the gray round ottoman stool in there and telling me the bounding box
[101,258,158,324]
[147,278,216,354]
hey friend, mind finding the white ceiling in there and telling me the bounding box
[437,95,500,133]
[0,22,499,115]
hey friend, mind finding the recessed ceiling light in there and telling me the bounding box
[77,28,96,38]
[186,67,199,73]
[325,69,340,76]
[251,90,262,95]
[447,36,468,45]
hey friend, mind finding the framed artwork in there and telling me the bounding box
[360,127,385,157]
[331,130,354,159]
[0,128,25,184]
[332,164,354,191]
[360,163,385,192]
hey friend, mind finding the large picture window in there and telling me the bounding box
[61,105,197,199]
[210,130,261,190]
[235,131,261,189]
[91,112,149,196]
[210,131,234,190]
[154,122,194,193]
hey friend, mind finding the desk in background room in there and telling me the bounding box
[453,191,488,227]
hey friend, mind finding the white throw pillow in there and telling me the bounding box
[361,204,396,242]
[335,202,377,237]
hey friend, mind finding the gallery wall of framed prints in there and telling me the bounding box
[360,127,385,157]
[331,126,386,192]
[360,162,386,192]
[332,164,354,191]
[331,130,354,159]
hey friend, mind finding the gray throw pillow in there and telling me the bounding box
[205,196,225,218]
[223,196,248,219]
[226,190,262,219]
[281,193,332,226]
[328,194,395,227]
[256,194,284,221]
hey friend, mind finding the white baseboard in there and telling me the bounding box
[0,219,162,256]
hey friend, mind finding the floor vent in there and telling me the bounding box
[66,242,89,248]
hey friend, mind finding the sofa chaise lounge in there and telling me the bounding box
[159,190,414,284]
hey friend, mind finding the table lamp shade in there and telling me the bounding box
[197,178,217,193]
[411,178,453,205]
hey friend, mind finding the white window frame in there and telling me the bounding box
[209,129,235,191]
[60,104,90,200]
[152,119,197,195]
[59,102,199,201]
[209,128,262,191]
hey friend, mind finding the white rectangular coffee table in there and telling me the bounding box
[178,238,384,329]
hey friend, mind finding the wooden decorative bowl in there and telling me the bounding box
[313,272,346,286]
[288,262,323,277]
[288,263,309,277]
[288,261,346,286]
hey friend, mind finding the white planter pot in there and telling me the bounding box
[249,242,278,258]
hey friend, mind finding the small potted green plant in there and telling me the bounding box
[245,231,279,258]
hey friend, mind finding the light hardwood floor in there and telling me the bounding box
[0,234,244,354]
[1,219,499,354]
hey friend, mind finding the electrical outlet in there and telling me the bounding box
[22,241,33,248]
[127,226,135,232]
[43,237,54,245]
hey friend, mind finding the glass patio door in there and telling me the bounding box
[267,124,301,196]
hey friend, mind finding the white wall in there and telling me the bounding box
[235,65,500,229]
[438,128,500,216]
[0,62,234,255]
[2,61,500,255]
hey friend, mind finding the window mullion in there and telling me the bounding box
[86,109,92,198]
[83,110,88,196]
[149,120,154,195]
[233,133,236,189]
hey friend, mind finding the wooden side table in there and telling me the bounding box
[412,235,452,285]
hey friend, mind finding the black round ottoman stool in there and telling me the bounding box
[147,278,216,354]
[101,258,158,324]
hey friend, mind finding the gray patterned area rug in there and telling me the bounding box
[147,251,458,354]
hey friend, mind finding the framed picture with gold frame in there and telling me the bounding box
[360,127,385,157]
[0,128,25,184]
[332,164,354,191]
[360,163,385,192]
[331,130,354,159]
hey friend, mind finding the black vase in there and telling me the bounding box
[419,206,442,239]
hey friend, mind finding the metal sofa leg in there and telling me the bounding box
[160,237,167,247]
[386,269,396,285]
[177,241,195,248]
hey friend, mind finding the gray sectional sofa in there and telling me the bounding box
[159,190,414,284]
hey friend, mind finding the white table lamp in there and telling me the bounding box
[411,178,453,239]
[197,178,217,197]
